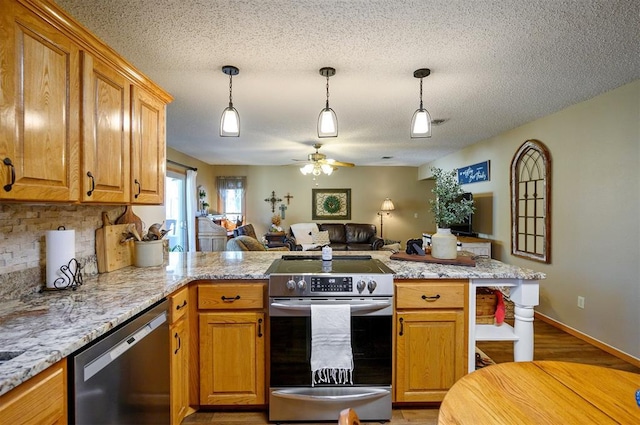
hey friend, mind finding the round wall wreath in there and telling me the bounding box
[323,195,342,213]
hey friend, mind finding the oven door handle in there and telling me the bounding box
[270,300,391,312]
[271,388,389,402]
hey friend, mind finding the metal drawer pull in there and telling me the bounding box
[134,179,141,198]
[86,171,95,196]
[3,158,15,192]
[422,294,441,302]
[258,318,263,337]
[175,300,187,310]
[399,317,404,336]
[174,332,181,354]
[221,295,241,302]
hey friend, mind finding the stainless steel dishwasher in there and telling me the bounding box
[70,299,169,424]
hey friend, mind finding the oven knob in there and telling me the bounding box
[356,280,366,293]
[367,279,377,293]
[297,279,307,290]
[286,279,296,291]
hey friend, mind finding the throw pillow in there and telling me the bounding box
[312,229,330,246]
[290,223,319,245]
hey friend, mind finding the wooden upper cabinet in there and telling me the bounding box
[0,0,80,201]
[131,86,166,204]
[81,52,131,203]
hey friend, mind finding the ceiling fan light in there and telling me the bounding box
[321,164,334,175]
[411,108,431,138]
[220,105,240,137]
[300,164,314,175]
[318,107,338,138]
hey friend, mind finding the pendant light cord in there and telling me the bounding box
[228,73,234,107]
[325,74,330,109]
[419,77,424,110]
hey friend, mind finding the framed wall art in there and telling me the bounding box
[312,188,351,220]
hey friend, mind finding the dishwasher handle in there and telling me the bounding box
[83,310,167,381]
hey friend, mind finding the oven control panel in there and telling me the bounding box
[310,276,352,292]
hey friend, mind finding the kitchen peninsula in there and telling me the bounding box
[0,251,544,421]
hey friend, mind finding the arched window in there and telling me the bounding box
[510,140,551,263]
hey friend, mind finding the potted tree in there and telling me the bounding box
[429,167,475,259]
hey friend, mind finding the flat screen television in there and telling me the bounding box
[450,192,476,237]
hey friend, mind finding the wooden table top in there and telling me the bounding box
[438,361,640,424]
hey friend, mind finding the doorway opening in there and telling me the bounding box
[165,171,186,251]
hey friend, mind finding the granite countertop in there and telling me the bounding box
[0,251,544,396]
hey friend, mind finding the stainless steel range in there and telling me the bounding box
[267,255,394,423]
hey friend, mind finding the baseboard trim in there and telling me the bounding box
[535,312,640,368]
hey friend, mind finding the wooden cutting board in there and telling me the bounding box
[390,251,476,267]
[96,224,134,273]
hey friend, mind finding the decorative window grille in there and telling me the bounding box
[510,140,551,263]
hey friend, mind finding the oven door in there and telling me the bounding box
[269,297,392,421]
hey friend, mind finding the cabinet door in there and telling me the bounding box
[170,316,190,425]
[81,52,130,203]
[0,1,80,201]
[130,85,165,204]
[199,312,265,405]
[0,359,67,425]
[395,310,465,402]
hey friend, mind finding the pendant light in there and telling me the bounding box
[411,68,432,138]
[220,65,240,137]
[318,67,338,138]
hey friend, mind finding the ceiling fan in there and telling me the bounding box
[295,144,354,176]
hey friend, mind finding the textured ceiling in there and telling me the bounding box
[56,0,640,167]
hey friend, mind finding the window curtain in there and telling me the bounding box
[186,169,197,252]
[216,176,247,220]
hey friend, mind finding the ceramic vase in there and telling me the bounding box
[431,228,458,260]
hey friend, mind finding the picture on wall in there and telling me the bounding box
[312,189,351,220]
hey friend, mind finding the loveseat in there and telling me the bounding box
[288,223,384,251]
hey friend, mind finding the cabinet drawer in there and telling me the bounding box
[169,286,189,323]
[396,280,466,309]
[198,283,264,310]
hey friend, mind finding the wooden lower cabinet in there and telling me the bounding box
[395,280,468,402]
[199,311,265,405]
[0,359,67,425]
[169,286,191,425]
[196,280,267,406]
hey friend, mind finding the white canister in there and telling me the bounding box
[134,240,164,267]
[322,245,333,261]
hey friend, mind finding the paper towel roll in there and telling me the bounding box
[46,228,76,289]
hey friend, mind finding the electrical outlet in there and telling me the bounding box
[414,212,418,218]
[577,296,585,309]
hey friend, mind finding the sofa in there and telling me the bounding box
[227,224,291,251]
[288,222,384,251]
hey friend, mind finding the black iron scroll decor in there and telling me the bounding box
[43,258,83,291]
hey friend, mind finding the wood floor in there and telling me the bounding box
[183,320,639,424]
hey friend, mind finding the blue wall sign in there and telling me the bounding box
[458,161,490,184]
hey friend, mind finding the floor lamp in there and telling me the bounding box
[377,198,395,238]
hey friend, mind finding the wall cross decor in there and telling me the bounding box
[279,204,287,219]
[284,192,294,205]
[264,191,282,213]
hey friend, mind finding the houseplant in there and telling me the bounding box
[429,167,475,259]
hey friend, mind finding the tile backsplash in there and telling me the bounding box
[0,204,124,298]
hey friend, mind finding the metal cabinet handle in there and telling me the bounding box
[422,294,441,302]
[221,295,241,302]
[3,158,15,192]
[134,179,141,198]
[176,300,187,310]
[399,317,404,336]
[257,318,263,338]
[86,171,95,196]
[174,332,181,354]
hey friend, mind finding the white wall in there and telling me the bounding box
[421,80,640,359]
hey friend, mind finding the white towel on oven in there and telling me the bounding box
[310,304,353,386]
